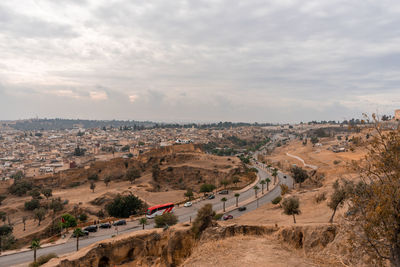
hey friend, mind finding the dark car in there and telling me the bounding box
[218,190,229,195]
[113,220,127,226]
[100,223,112,229]
[208,194,215,199]
[73,230,89,237]
[84,225,98,232]
[238,206,247,212]
[283,175,287,179]
[223,215,233,220]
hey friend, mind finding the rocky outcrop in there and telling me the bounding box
[45,224,340,267]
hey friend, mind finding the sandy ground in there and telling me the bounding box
[182,235,319,267]
[234,136,366,227]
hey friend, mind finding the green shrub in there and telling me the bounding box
[78,213,88,222]
[25,199,40,211]
[29,253,57,267]
[106,194,145,218]
[60,213,77,228]
[272,196,282,205]
[68,182,80,188]
[213,213,223,220]
[333,160,341,165]
[9,179,33,196]
[155,213,178,228]
[88,174,99,181]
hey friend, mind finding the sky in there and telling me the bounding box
[1,0,400,123]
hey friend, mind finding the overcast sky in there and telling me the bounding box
[1,0,400,123]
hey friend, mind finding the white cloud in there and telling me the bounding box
[129,94,138,103]
[90,91,108,100]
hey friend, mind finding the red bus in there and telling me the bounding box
[146,203,174,219]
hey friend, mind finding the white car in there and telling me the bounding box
[184,202,192,207]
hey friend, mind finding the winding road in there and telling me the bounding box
[0,160,294,267]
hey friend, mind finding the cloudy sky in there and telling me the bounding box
[1,0,400,123]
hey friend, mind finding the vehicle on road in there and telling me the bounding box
[146,203,175,219]
[84,225,98,232]
[283,175,287,179]
[99,223,112,229]
[184,202,192,207]
[208,194,215,199]
[113,220,127,226]
[72,230,89,237]
[223,215,233,220]
[238,206,247,211]
[218,190,229,195]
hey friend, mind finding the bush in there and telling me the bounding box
[280,184,289,196]
[9,179,33,196]
[29,189,41,199]
[29,253,57,267]
[78,213,88,222]
[61,213,77,228]
[68,182,80,188]
[49,198,64,212]
[106,194,145,218]
[315,192,327,203]
[88,174,99,181]
[191,204,215,238]
[0,195,6,205]
[200,184,216,194]
[25,199,40,211]
[333,160,341,165]
[214,213,223,221]
[155,213,178,228]
[272,196,282,205]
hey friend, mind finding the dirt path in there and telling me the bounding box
[286,152,318,170]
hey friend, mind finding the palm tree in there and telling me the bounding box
[139,218,147,230]
[221,197,227,212]
[30,239,41,263]
[260,180,266,194]
[272,168,278,185]
[234,193,240,207]
[253,185,260,198]
[73,228,83,251]
[265,178,271,191]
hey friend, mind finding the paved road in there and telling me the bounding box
[1,162,293,267]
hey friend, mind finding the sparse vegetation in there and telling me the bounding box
[328,179,351,223]
[126,167,141,184]
[280,184,289,196]
[191,204,215,238]
[29,253,57,267]
[271,196,282,205]
[34,208,46,226]
[154,213,178,228]
[314,192,327,203]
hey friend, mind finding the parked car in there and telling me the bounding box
[218,190,229,195]
[223,215,233,220]
[84,225,98,232]
[283,175,287,179]
[72,230,89,237]
[238,206,247,212]
[99,223,112,229]
[184,201,192,207]
[113,220,127,226]
[208,194,215,199]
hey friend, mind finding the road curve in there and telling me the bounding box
[1,161,293,267]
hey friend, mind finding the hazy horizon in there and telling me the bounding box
[1,1,400,122]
